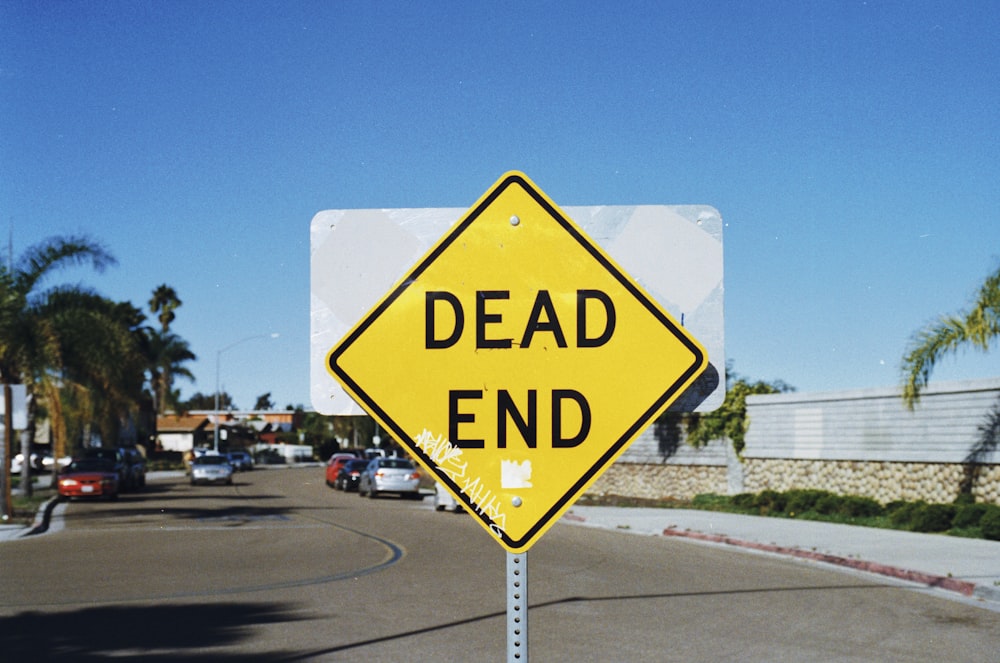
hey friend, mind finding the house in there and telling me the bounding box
[156,414,210,452]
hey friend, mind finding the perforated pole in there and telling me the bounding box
[507,551,528,662]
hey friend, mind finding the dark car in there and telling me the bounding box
[78,447,146,491]
[226,450,254,471]
[325,453,358,487]
[334,459,369,492]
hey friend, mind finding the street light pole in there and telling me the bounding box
[213,333,279,453]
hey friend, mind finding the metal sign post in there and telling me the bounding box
[507,551,528,662]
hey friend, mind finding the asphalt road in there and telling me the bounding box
[1,467,997,661]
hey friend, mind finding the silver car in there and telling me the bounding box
[433,482,463,512]
[358,457,423,500]
[191,454,234,485]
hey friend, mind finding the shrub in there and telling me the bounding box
[981,506,1000,541]
[814,493,843,515]
[731,493,757,509]
[953,492,976,506]
[785,489,832,514]
[952,503,988,529]
[691,493,730,510]
[910,504,956,533]
[888,500,925,529]
[838,495,883,518]
[753,490,788,514]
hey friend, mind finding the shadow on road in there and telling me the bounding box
[286,581,897,660]
[0,602,310,661]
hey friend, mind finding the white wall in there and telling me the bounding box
[744,378,1000,464]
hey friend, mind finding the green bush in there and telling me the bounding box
[953,492,976,506]
[814,493,843,515]
[753,490,788,514]
[691,493,730,510]
[952,503,988,529]
[785,489,832,514]
[910,503,956,532]
[731,493,757,509]
[838,495,884,518]
[981,506,1000,541]
[888,500,925,528]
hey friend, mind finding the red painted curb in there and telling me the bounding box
[661,527,976,597]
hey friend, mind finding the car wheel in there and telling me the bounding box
[368,488,378,499]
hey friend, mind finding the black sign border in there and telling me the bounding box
[328,172,706,551]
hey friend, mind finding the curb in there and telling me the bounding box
[24,495,61,537]
[660,527,979,597]
[563,511,998,605]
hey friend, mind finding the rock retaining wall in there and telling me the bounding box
[742,458,1000,505]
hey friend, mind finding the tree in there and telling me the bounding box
[0,235,117,511]
[144,286,190,415]
[254,392,274,411]
[901,264,1000,408]
[148,284,181,333]
[672,364,794,455]
[142,328,196,415]
[39,292,146,453]
[181,391,234,411]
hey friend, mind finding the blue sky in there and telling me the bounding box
[3,1,999,411]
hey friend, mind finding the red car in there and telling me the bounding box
[325,453,358,488]
[58,458,120,500]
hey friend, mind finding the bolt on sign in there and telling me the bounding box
[321,172,713,552]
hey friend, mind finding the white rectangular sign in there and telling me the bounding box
[311,205,724,415]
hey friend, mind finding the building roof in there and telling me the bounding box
[157,414,210,433]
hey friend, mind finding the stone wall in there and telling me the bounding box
[588,462,728,501]
[742,458,1000,505]
[583,378,1000,505]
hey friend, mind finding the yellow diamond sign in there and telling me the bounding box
[327,172,708,552]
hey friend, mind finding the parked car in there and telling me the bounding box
[57,458,120,500]
[325,453,358,487]
[79,447,145,491]
[433,482,463,512]
[190,454,234,485]
[227,450,254,471]
[357,457,423,499]
[334,458,370,492]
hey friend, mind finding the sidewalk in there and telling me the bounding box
[564,505,1000,608]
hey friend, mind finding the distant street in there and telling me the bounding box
[1,467,997,661]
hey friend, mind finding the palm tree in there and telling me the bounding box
[40,294,147,452]
[0,235,117,512]
[901,264,1000,408]
[144,286,189,416]
[142,328,196,416]
[149,284,181,333]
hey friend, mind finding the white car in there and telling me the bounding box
[358,457,422,499]
[191,455,234,485]
[433,482,463,512]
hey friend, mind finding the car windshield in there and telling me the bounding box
[380,459,413,470]
[83,449,119,462]
[67,459,115,473]
[345,460,368,470]
[195,456,229,465]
